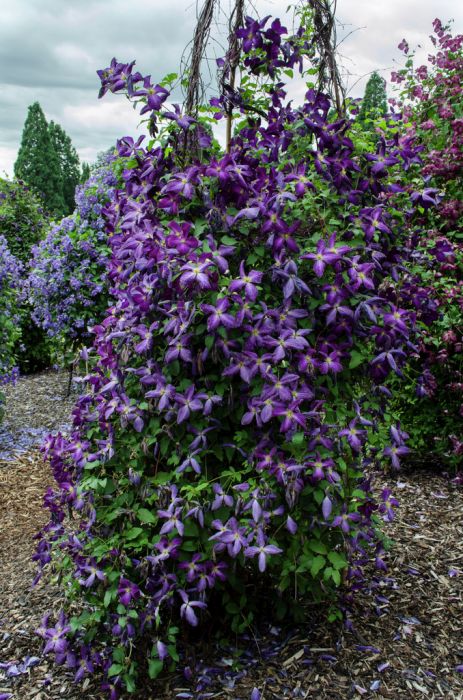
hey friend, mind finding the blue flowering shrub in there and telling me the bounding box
[0,236,22,421]
[34,14,427,697]
[27,163,117,359]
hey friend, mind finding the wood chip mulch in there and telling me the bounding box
[0,373,462,699]
[0,369,74,460]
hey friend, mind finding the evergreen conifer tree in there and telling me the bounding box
[49,121,80,215]
[80,162,91,184]
[358,71,388,124]
[14,102,65,216]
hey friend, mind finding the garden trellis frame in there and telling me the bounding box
[182,0,346,150]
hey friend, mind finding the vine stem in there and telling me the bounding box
[225,0,245,152]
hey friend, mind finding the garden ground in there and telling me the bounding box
[0,372,462,699]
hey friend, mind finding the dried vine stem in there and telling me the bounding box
[307,0,345,116]
[182,0,248,155]
[224,0,245,152]
[184,0,218,117]
[182,0,219,158]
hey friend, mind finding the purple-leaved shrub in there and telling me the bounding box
[34,12,430,697]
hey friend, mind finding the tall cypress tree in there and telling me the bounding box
[49,121,80,215]
[14,102,64,216]
[80,162,91,184]
[358,72,388,124]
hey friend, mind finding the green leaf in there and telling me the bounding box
[125,527,143,540]
[310,555,326,577]
[137,508,156,524]
[154,471,171,485]
[108,663,123,677]
[124,675,137,693]
[349,351,363,369]
[308,540,327,555]
[328,551,347,570]
[113,647,126,663]
[291,432,305,446]
[221,235,236,246]
[148,659,164,679]
[183,521,199,537]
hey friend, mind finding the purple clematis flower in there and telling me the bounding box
[41,612,71,655]
[166,221,199,254]
[163,104,196,131]
[273,259,310,299]
[319,350,343,374]
[162,167,200,200]
[245,531,282,572]
[236,15,269,53]
[146,537,182,567]
[134,322,158,353]
[383,444,409,469]
[132,79,170,114]
[379,488,399,521]
[179,590,207,626]
[211,483,234,510]
[267,328,310,361]
[78,561,106,587]
[178,450,202,474]
[175,385,208,423]
[217,517,249,556]
[322,495,333,519]
[157,504,184,536]
[332,509,361,533]
[339,419,366,452]
[201,297,235,331]
[179,261,213,289]
[117,577,140,606]
[302,234,347,277]
[165,336,193,364]
[273,401,307,432]
[229,261,263,301]
[73,646,94,682]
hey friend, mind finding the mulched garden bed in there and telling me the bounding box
[1,373,462,699]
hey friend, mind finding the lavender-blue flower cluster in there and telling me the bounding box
[27,165,117,348]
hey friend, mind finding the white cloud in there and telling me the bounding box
[53,43,95,68]
[0,147,17,178]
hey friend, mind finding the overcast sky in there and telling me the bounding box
[1,0,461,177]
